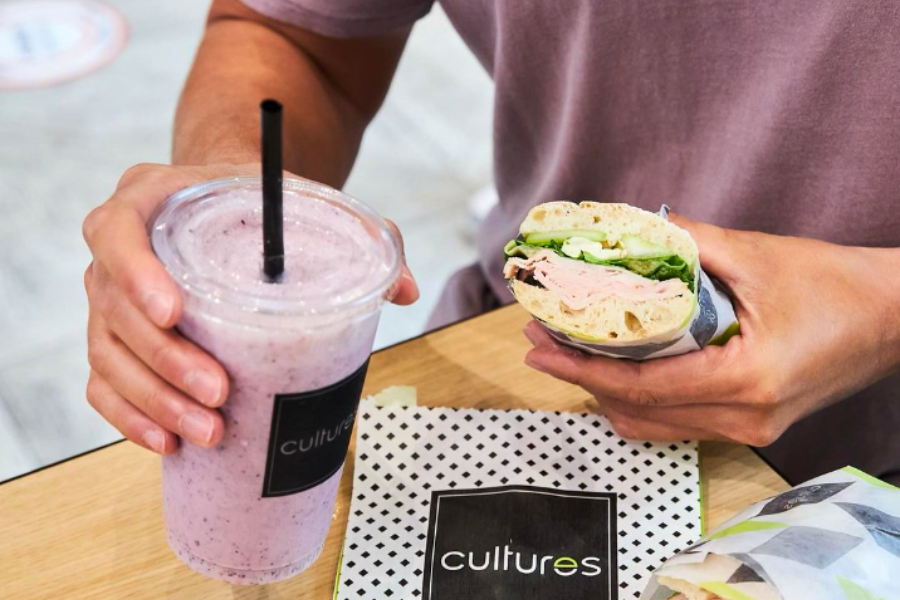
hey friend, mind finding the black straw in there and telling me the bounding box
[261,99,285,281]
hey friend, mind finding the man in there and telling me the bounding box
[82,0,900,485]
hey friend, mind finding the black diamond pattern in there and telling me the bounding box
[337,405,700,600]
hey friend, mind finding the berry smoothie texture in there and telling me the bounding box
[152,181,397,584]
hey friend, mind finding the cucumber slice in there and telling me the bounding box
[561,237,625,261]
[504,240,541,258]
[619,234,674,258]
[582,249,628,263]
[524,229,606,246]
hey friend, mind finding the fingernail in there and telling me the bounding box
[142,430,167,454]
[143,291,174,327]
[402,268,419,293]
[185,370,222,406]
[179,412,214,445]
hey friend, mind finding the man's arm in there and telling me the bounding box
[82,0,417,455]
[174,0,410,186]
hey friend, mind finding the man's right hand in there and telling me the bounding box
[82,163,419,455]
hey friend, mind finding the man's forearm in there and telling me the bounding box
[877,247,900,374]
[172,0,407,188]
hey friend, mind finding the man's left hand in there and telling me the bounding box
[523,214,900,445]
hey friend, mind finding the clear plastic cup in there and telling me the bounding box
[150,177,401,584]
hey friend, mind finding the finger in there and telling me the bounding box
[524,324,749,407]
[385,219,419,305]
[390,266,420,306]
[112,163,206,218]
[88,314,224,447]
[386,219,406,257]
[597,398,720,441]
[523,320,553,348]
[83,163,211,329]
[83,201,184,328]
[667,212,742,285]
[523,320,581,355]
[101,288,228,407]
[666,213,757,337]
[87,371,179,455]
[595,395,745,442]
[84,262,94,292]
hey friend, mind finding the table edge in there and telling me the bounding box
[0,305,508,487]
[0,304,790,487]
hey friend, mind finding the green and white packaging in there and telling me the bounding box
[641,467,900,600]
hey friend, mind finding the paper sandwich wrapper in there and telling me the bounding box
[641,467,900,600]
[533,206,740,361]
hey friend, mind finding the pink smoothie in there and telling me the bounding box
[150,178,400,584]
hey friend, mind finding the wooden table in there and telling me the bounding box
[1,305,787,599]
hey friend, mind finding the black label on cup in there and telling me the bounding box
[262,360,369,498]
[422,486,618,600]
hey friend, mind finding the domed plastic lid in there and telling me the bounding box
[150,177,402,326]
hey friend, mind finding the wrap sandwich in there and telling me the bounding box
[503,202,738,359]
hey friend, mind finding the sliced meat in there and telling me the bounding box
[504,250,689,310]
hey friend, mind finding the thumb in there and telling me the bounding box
[668,212,740,284]
[384,219,420,306]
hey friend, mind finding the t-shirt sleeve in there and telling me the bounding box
[238,0,435,37]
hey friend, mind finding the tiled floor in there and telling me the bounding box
[0,1,494,481]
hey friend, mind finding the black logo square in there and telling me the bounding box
[421,486,618,599]
[262,360,369,497]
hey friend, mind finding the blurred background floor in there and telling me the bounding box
[0,0,494,481]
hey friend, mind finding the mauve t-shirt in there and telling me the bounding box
[239,0,900,484]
